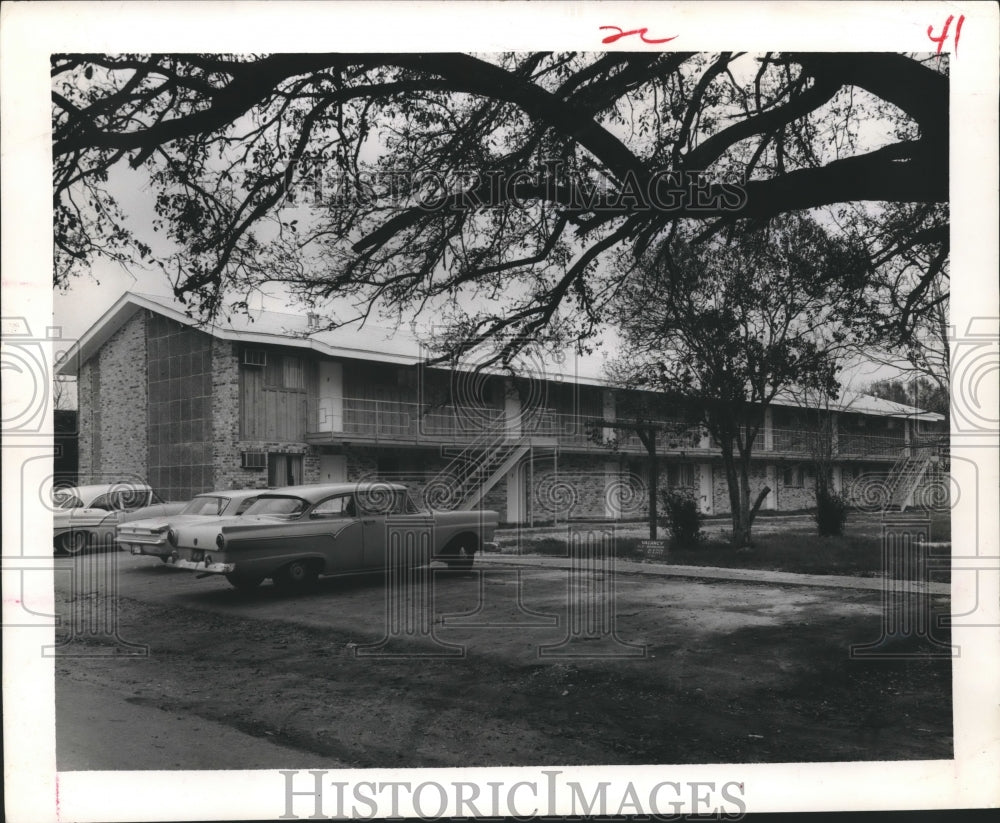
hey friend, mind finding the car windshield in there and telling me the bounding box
[54,493,82,509]
[242,496,308,517]
[181,496,228,516]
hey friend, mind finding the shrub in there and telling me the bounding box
[659,489,705,547]
[815,489,849,536]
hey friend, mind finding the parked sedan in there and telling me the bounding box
[164,482,499,590]
[53,483,166,554]
[116,489,262,561]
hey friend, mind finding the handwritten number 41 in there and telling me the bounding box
[928,14,965,55]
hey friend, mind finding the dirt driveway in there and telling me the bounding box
[53,551,952,769]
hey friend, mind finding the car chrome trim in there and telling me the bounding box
[166,558,235,574]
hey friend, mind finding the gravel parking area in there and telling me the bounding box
[54,550,953,769]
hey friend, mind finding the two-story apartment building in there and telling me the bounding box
[57,292,948,523]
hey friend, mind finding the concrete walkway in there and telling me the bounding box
[478,553,951,595]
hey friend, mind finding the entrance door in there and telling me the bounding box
[317,362,344,432]
[319,453,347,484]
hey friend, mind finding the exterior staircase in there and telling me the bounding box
[882,439,948,512]
[428,428,531,511]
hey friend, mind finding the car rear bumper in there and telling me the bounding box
[120,541,170,556]
[165,557,235,574]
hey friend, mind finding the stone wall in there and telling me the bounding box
[710,461,776,514]
[76,360,94,481]
[210,340,242,489]
[78,310,147,484]
[773,468,817,511]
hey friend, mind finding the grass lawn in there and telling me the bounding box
[515,510,951,580]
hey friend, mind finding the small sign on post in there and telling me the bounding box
[639,539,668,560]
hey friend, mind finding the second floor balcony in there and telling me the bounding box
[305,397,914,460]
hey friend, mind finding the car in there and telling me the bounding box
[53,482,167,554]
[116,489,263,561]
[164,481,500,591]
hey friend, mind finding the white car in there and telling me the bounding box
[53,483,168,554]
[116,489,261,561]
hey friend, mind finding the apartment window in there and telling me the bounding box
[264,355,305,390]
[782,466,802,488]
[666,463,695,488]
[782,464,815,488]
[268,453,303,486]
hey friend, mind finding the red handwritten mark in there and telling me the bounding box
[600,26,678,45]
[927,14,965,55]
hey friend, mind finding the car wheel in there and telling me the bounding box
[58,531,89,555]
[274,560,319,590]
[225,573,264,590]
[445,539,477,570]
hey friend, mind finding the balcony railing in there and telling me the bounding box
[771,427,905,457]
[306,397,910,458]
[308,397,505,443]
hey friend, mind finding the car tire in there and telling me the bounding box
[58,531,89,555]
[226,573,264,590]
[273,560,319,590]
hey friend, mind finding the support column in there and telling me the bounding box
[602,390,616,444]
[504,377,522,439]
[765,465,777,510]
[698,462,713,514]
[506,460,525,524]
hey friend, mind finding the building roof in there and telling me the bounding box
[57,291,945,422]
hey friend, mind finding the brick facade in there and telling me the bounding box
[78,310,147,484]
[210,339,242,489]
[77,360,94,480]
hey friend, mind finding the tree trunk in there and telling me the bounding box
[719,443,746,547]
[646,433,658,540]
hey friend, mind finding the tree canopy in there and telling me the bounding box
[52,51,948,358]
[608,213,869,545]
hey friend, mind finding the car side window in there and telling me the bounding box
[311,494,356,518]
[357,489,411,515]
[115,490,151,511]
[234,496,260,515]
[89,493,113,511]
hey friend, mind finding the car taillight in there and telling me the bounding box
[216,533,225,550]
[167,529,178,547]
